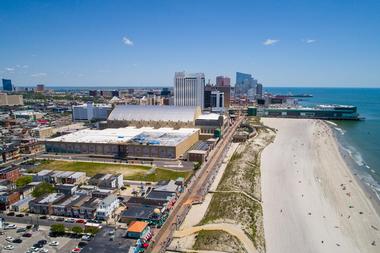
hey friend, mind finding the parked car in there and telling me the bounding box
[26,225,33,229]
[12,238,22,243]
[71,248,81,253]
[6,212,15,216]
[33,243,43,249]
[5,224,17,230]
[81,235,92,241]
[49,241,59,246]
[5,236,15,242]
[65,218,75,223]
[38,240,47,245]
[3,245,15,250]
[17,227,27,233]
[22,232,33,237]
[39,249,49,253]
[39,215,47,219]
[75,219,86,224]
[16,213,24,217]
[56,217,65,222]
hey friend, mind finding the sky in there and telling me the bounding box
[0,0,380,87]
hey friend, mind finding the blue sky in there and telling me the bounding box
[0,0,379,87]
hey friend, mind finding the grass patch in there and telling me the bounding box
[200,192,262,244]
[124,168,191,182]
[33,160,190,182]
[193,230,247,253]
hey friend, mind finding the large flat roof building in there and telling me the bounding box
[45,126,199,159]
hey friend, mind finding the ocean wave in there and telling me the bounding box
[340,145,365,167]
[334,127,345,135]
[325,120,338,126]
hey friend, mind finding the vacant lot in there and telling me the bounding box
[34,160,191,182]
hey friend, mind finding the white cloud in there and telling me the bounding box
[263,39,279,46]
[303,39,316,44]
[122,36,134,46]
[31,72,47,77]
[5,67,15,72]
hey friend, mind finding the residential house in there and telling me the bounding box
[95,194,119,220]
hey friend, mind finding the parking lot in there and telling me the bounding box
[0,223,84,253]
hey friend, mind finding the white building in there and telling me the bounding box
[211,90,225,111]
[72,102,112,121]
[95,194,119,220]
[174,72,205,108]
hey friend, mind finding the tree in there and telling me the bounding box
[71,226,83,234]
[16,176,33,188]
[32,182,55,198]
[84,226,100,235]
[50,224,65,235]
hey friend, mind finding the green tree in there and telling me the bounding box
[71,226,83,234]
[84,226,100,235]
[50,224,65,235]
[32,182,55,198]
[15,176,33,188]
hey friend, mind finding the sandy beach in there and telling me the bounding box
[261,118,380,253]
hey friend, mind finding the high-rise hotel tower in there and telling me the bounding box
[174,72,205,108]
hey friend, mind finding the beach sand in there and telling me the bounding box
[261,118,380,253]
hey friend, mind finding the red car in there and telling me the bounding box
[22,232,32,237]
[75,219,86,224]
[71,248,81,253]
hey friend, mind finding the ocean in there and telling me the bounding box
[265,87,380,202]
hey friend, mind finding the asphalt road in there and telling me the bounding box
[149,116,244,252]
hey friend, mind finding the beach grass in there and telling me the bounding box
[193,229,247,253]
[199,125,275,252]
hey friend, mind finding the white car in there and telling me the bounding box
[4,245,15,250]
[65,218,75,223]
[39,249,48,253]
[5,224,17,230]
[49,241,59,246]
[6,236,15,242]
[81,235,91,241]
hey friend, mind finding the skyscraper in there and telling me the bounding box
[215,76,231,107]
[235,72,257,96]
[174,72,205,108]
[2,79,13,91]
[216,76,231,86]
[256,83,263,98]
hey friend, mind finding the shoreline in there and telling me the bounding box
[261,118,380,253]
[332,123,380,217]
[329,123,380,217]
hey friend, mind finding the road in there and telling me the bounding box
[149,116,244,252]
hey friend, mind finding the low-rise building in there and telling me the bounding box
[0,190,21,210]
[29,193,66,215]
[95,194,119,220]
[88,173,123,189]
[0,166,21,182]
[126,221,150,239]
[33,170,86,185]
[31,127,54,139]
[10,196,34,212]
[72,102,112,121]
